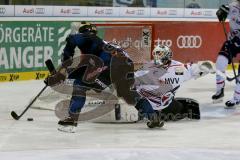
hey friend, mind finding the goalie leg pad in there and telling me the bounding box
[160,99,186,121]
[175,97,200,120]
[160,98,200,121]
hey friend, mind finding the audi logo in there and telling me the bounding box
[168,10,177,15]
[35,8,45,14]
[72,8,80,14]
[177,35,202,48]
[0,7,6,15]
[137,10,144,15]
[105,9,113,15]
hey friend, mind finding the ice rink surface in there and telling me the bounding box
[1,72,240,160]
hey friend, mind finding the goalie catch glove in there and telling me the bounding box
[191,61,215,79]
[216,5,229,22]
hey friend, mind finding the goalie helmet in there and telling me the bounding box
[152,45,173,65]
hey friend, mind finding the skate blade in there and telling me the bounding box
[212,98,223,104]
[224,103,238,109]
[58,125,77,133]
[224,106,236,109]
[158,121,164,128]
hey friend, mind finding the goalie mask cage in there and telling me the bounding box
[33,22,153,123]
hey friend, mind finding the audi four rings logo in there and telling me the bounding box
[0,7,6,14]
[35,8,45,14]
[177,35,202,48]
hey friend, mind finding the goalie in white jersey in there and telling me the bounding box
[213,0,240,108]
[134,45,214,128]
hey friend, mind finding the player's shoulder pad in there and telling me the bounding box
[65,34,74,41]
[65,34,80,45]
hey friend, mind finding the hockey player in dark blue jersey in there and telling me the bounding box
[45,22,137,132]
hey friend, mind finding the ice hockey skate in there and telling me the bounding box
[146,112,165,129]
[58,117,78,133]
[212,88,224,103]
[146,119,164,128]
[225,98,240,109]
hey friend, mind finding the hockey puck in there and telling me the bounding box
[27,118,33,121]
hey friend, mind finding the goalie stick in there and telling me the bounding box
[11,59,56,120]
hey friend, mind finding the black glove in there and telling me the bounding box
[44,68,67,86]
[231,36,240,47]
[44,76,49,86]
[216,5,229,22]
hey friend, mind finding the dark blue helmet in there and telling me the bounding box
[79,21,97,34]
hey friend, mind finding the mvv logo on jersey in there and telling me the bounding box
[164,78,180,84]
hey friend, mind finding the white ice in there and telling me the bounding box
[1,72,240,160]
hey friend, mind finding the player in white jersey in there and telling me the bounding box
[134,45,214,128]
[213,0,240,108]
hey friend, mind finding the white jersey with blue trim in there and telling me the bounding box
[134,60,195,110]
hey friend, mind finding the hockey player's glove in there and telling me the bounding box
[191,61,215,79]
[229,36,240,47]
[216,5,229,22]
[44,67,67,86]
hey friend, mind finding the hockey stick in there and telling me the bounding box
[216,69,239,82]
[224,61,240,81]
[226,73,240,81]
[221,21,239,83]
[11,85,48,120]
[11,59,56,120]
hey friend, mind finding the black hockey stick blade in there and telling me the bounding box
[10,85,48,120]
[227,74,240,82]
[10,60,54,121]
[11,111,20,120]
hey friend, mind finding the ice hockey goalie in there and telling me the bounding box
[134,45,215,128]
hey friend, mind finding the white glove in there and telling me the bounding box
[191,61,215,79]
